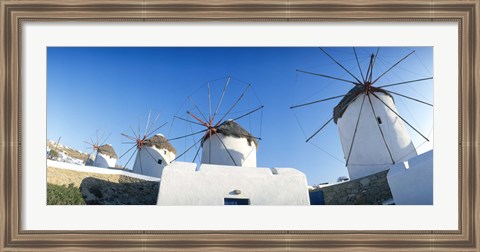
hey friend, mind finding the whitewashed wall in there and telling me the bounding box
[337,92,417,180]
[387,150,433,205]
[132,146,175,178]
[201,134,256,167]
[157,162,309,205]
[94,153,117,168]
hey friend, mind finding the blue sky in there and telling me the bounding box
[47,47,433,185]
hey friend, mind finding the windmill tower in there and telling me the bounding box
[119,111,173,177]
[169,76,263,167]
[132,134,176,177]
[94,144,118,168]
[200,119,258,167]
[334,85,417,179]
[292,47,432,180]
[84,131,117,168]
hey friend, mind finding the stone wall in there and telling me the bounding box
[48,167,159,205]
[316,170,392,205]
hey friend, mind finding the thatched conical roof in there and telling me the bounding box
[97,144,118,159]
[333,85,393,124]
[202,120,258,148]
[143,134,177,155]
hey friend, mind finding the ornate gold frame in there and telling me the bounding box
[1,0,478,251]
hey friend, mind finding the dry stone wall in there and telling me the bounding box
[318,170,392,205]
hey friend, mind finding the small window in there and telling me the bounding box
[376,116,383,124]
[164,150,167,155]
[157,159,162,164]
[224,198,250,205]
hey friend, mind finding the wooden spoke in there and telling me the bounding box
[144,147,160,164]
[208,82,212,122]
[138,116,141,141]
[382,89,433,106]
[232,106,264,121]
[99,132,112,146]
[372,50,415,84]
[187,111,209,127]
[290,95,345,109]
[145,121,168,139]
[192,142,202,163]
[376,77,433,88]
[214,132,238,166]
[305,90,361,143]
[368,48,380,82]
[365,54,374,83]
[367,94,395,164]
[212,76,231,123]
[144,110,152,137]
[145,113,161,139]
[215,84,251,126]
[168,129,206,142]
[118,143,138,160]
[353,47,365,82]
[124,149,138,170]
[173,116,206,126]
[306,117,334,143]
[345,94,367,166]
[171,137,202,162]
[189,96,209,123]
[121,133,137,141]
[130,126,139,140]
[296,69,362,86]
[138,148,144,174]
[371,92,429,141]
[320,47,363,84]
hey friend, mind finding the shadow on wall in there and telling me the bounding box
[80,177,159,205]
[227,148,248,165]
[205,147,250,166]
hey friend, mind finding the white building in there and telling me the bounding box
[157,119,309,205]
[201,120,257,167]
[132,134,176,178]
[94,144,117,168]
[334,86,417,180]
[157,162,310,205]
[387,150,433,205]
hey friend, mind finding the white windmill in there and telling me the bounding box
[95,144,118,168]
[168,76,264,167]
[119,111,174,178]
[200,119,258,167]
[84,130,117,168]
[291,47,433,180]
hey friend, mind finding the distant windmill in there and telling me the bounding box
[84,130,117,168]
[169,76,264,167]
[119,111,174,177]
[291,47,433,180]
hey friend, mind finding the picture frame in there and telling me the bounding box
[1,0,478,251]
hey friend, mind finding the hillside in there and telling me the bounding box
[47,140,89,161]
